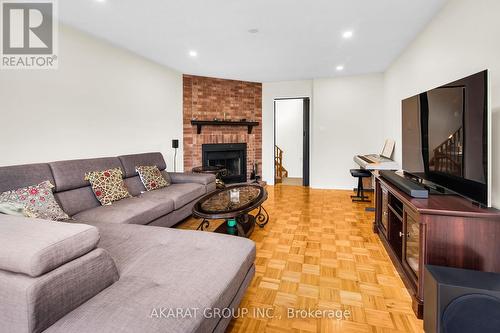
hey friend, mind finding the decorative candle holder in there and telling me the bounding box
[230,188,240,203]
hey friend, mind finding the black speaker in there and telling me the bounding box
[424,265,500,333]
[172,139,179,149]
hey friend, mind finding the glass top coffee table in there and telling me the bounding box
[192,184,269,237]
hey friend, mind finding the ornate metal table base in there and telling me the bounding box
[197,219,210,231]
[255,205,269,228]
[196,205,269,235]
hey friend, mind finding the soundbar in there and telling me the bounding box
[380,170,429,198]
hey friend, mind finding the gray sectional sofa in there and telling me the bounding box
[0,152,256,333]
[0,152,216,227]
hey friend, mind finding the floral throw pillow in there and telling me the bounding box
[0,181,70,221]
[84,168,131,205]
[136,165,169,191]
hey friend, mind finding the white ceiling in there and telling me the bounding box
[59,0,446,82]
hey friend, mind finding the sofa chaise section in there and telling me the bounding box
[0,215,256,333]
[45,222,256,333]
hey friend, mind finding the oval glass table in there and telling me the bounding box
[192,184,269,237]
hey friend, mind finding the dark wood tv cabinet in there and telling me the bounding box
[373,173,500,318]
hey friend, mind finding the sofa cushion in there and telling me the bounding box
[73,196,174,225]
[85,168,132,205]
[49,157,123,192]
[55,186,101,217]
[123,176,146,196]
[168,172,216,185]
[140,183,206,210]
[0,215,99,277]
[0,163,55,193]
[118,152,167,178]
[45,223,256,333]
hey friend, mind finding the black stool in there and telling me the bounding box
[350,169,371,202]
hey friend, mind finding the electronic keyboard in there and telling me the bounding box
[353,154,399,170]
[354,139,400,170]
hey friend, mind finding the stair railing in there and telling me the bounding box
[275,145,288,183]
[430,127,463,176]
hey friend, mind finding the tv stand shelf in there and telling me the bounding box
[374,174,500,319]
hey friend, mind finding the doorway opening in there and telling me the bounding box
[274,97,310,186]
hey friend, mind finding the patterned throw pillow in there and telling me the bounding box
[0,181,70,221]
[84,168,131,205]
[136,165,169,191]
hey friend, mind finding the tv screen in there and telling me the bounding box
[402,70,489,206]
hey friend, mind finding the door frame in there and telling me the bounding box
[273,97,311,186]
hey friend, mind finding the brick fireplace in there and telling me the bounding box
[183,75,262,182]
[202,143,247,183]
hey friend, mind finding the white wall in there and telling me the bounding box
[383,0,500,207]
[262,80,313,184]
[275,99,303,178]
[0,25,183,171]
[312,74,385,189]
[262,76,385,189]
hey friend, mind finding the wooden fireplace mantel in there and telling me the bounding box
[190,120,259,134]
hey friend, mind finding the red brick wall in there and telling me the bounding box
[183,75,262,180]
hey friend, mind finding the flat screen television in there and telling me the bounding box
[402,70,490,206]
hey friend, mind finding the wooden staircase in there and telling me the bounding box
[429,127,463,177]
[275,145,288,184]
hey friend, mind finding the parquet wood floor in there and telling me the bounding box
[280,178,303,186]
[177,185,423,332]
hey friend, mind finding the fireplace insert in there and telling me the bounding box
[202,143,247,183]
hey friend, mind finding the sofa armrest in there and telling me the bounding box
[0,215,99,277]
[168,172,216,185]
[0,248,118,333]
